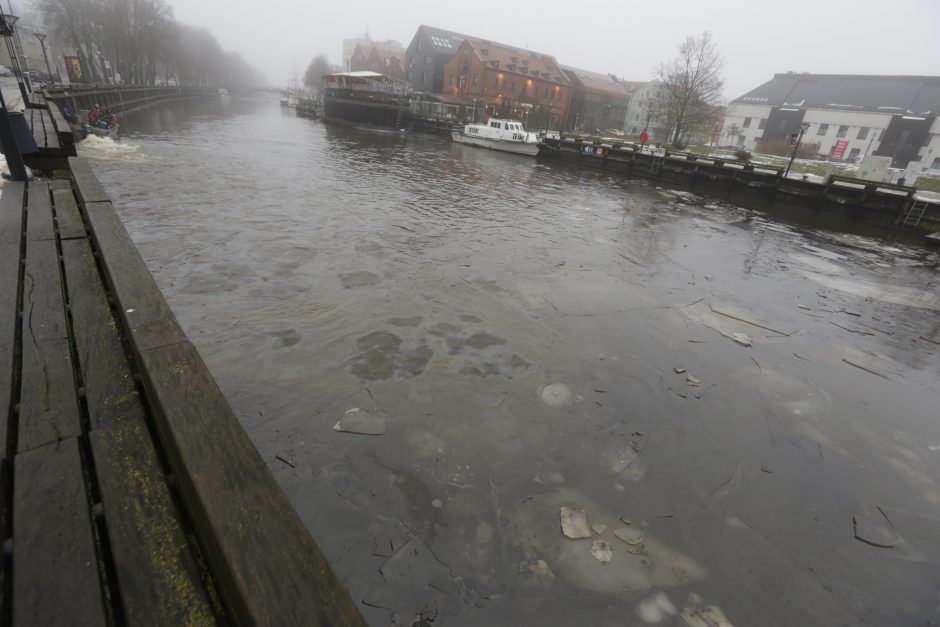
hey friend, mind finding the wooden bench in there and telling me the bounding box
[47,101,76,149]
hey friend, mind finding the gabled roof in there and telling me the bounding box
[459,37,570,85]
[412,25,472,54]
[370,40,405,59]
[561,65,643,98]
[733,73,940,115]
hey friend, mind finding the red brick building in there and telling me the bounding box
[441,38,572,127]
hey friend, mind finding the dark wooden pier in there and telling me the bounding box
[0,159,366,626]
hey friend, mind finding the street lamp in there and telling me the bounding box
[784,122,812,178]
[33,33,58,84]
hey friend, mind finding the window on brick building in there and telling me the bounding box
[857,127,869,140]
[836,125,849,138]
[742,117,751,128]
[817,124,829,136]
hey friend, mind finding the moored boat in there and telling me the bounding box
[451,118,539,156]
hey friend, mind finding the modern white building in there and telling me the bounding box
[623,80,670,141]
[722,73,940,168]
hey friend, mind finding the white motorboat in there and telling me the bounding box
[451,118,539,156]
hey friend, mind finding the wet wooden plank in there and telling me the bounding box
[22,238,66,342]
[68,156,110,204]
[81,199,186,354]
[18,239,80,451]
[26,181,53,241]
[51,180,85,240]
[29,108,45,149]
[0,183,24,462]
[138,340,366,626]
[89,421,217,625]
[48,102,74,146]
[61,239,141,431]
[13,438,107,626]
[40,110,59,149]
[18,335,79,452]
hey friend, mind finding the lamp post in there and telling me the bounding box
[784,122,811,178]
[863,129,879,160]
[33,33,57,84]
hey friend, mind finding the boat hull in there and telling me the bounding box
[451,132,539,156]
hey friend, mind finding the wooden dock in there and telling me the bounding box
[538,135,940,235]
[0,159,366,626]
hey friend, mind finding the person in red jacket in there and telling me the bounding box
[87,103,101,126]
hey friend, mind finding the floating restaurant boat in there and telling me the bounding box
[322,71,411,129]
[451,118,539,156]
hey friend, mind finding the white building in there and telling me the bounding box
[722,73,940,168]
[623,80,670,141]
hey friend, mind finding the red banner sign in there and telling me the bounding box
[831,139,849,160]
[64,56,85,83]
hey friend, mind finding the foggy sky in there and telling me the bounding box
[168,0,940,99]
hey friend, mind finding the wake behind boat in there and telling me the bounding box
[451,118,539,156]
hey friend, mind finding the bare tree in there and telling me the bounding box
[303,55,331,91]
[36,0,264,87]
[654,31,725,146]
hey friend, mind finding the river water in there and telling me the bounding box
[78,96,940,626]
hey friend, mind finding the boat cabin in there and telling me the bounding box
[487,118,524,132]
[475,118,529,141]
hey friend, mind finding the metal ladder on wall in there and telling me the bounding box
[903,200,929,227]
[650,154,665,176]
[395,98,404,130]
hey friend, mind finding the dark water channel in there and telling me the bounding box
[78,96,940,626]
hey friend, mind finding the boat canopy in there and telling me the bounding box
[323,71,390,84]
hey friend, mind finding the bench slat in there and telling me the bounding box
[13,438,108,626]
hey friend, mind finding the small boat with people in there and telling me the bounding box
[451,118,539,156]
[65,102,119,140]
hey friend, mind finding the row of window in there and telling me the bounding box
[817,124,870,140]
[447,74,563,99]
[741,116,872,141]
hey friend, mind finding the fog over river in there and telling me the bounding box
[79,96,940,626]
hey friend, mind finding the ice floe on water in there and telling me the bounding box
[512,488,706,596]
[539,382,574,408]
[802,272,940,311]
